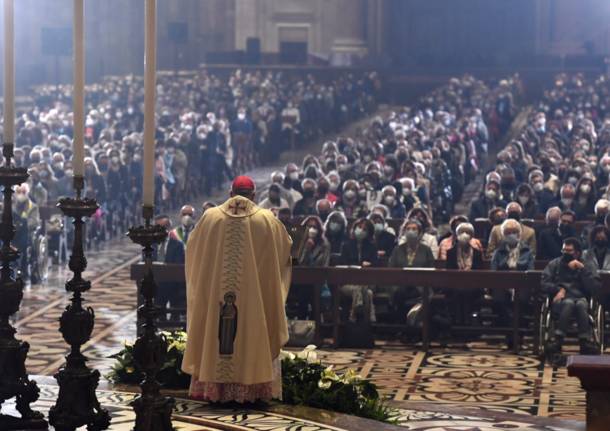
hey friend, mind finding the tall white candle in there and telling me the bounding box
[142,0,157,208]
[3,0,14,145]
[73,0,84,177]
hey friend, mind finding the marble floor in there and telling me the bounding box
[5,235,589,430]
[1,378,583,431]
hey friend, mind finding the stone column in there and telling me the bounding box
[330,0,368,66]
[235,0,259,50]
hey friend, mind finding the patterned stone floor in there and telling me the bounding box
[2,381,582,430]
[8,239,589,430]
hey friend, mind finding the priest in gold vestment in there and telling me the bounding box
[182,176,292,403]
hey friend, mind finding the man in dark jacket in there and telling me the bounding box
[541,237,600,362]
[537,209,575,260]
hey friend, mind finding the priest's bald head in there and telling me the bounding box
[230,175,256,201]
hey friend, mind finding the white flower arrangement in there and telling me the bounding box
[280,344,318,364]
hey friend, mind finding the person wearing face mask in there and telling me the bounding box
[14,182,41,278]
[291,216,331,320]
[388,219,435,325]
[324,210,348,254]
[293,179,318,216]
[340,219,379,323]
[499,167,517,203]
[381,185,406,219]
[446,223,483,270]
[580,199,610,249]
[337,180,367,219]
[406,208,439,258]
[596,155,610,190]
[166,205,196,264]
[515,183,539,219]
[557,184,576,213]
[537,207,569,259]
[398,177,421,213]
[439,215,483,261]
[231,108,253,173]
[368,212,396,258]
[445,222,484,326]
[259,171,295,209]
[583,226,610,271]
[573,177,596,220]
[490,219,534,347]
[283,163,303,196]
[315,199,332,223]
[529,170,555,214]
[316,177,337,203]
[486,202,536,259]
[469,180,505,220]
[277,207,293,228]
[259,184,289,210]
[542,238,601,363]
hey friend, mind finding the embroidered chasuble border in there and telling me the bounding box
[217,218,245,381]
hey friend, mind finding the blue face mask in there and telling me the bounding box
[504,233,519,247]
[354,227,367,241]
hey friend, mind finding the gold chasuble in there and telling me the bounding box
[182,195,292,402]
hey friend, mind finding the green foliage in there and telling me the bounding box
[281,356,397,423]
[105,331,190,389]
[107,332,396,423]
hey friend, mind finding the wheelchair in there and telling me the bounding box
[538,295,605,360]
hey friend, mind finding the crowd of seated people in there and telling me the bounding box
[244,75,521,334]
[246,72,610,363]
[4,68,379,276]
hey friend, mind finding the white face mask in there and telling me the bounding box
[562,198,573,207]
[485,189,497,200]
[329,182,339,192]
[308,227,318,239]
[289,172,298,181]
[16,193,28,203]
[181,215,194,227]
[457,232,471,244]
[329,221,342,232]
[402,188,412,197]
[384,196,395,206]
[580,184,591,194]
[238,113,246,120]
[344,190,356,200]
[518,195,529,205]
[532,182,544,192]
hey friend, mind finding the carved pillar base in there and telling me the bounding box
[0,153,46,429]
[48,190,110,431]
[129,206,174,431]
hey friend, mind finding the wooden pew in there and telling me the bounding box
[130,263,610,351]
[568,355,610,431]
[434,259,550,270]
[130,264,534,351]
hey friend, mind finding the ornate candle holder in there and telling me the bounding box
[128,205,174,431]
[48,176,110,431]
[0,144,46,429]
